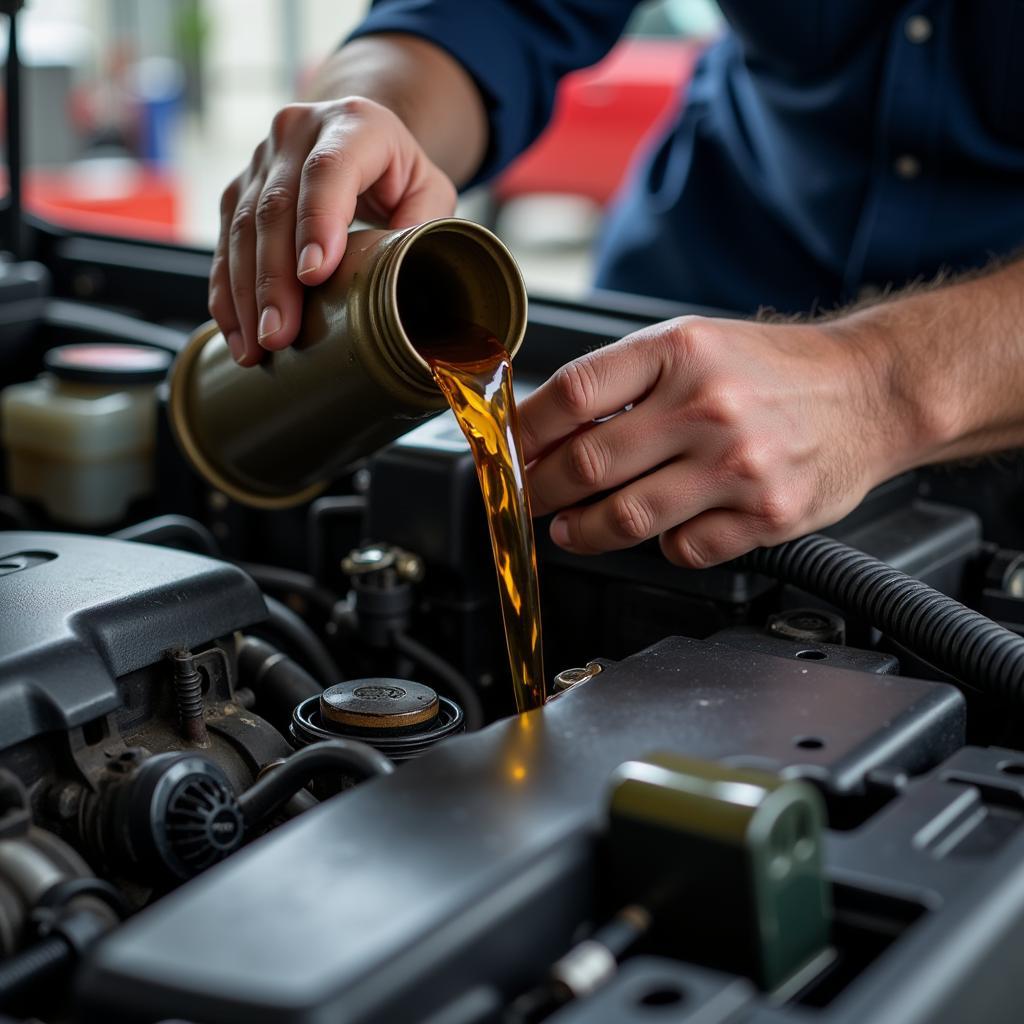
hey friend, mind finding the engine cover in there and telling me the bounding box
[78,636,965,1023]
[0,531,266,747]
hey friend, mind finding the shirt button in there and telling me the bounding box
[894,154,922,179]
[905,15,933,44]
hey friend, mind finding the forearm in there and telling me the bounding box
[306,34,488,187]
[518,253,1024,568]
[837,257,1024,478]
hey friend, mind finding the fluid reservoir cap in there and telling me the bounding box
[44,343,173,385]
[320,678,439,732]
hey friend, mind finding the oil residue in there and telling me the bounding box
[420,327,546,713]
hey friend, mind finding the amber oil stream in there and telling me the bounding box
[419,328,546,713]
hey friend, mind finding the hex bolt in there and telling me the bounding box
[342,545,395,576]
[767,607,845,646]
[552,661,604,693]
[168,649,209,746]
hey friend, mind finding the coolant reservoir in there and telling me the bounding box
[1,343,172,526]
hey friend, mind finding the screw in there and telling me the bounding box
[342,545,395,575]
[47,783,82,820]
[168,649,209,746]
[552,661,603,693]
[342,544,425,583]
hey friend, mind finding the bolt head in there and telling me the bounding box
[553,662,603,692]
[342,545,396,575]
[394,550,425,582]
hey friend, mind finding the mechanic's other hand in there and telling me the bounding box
[519,316,898,568]
[209,97,458,366]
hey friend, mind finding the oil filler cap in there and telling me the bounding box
[320,679,439,733]
[293,679,464,761]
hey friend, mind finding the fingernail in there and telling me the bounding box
[227,330,244,362]
[550,515,571,547]
[297,243,324,279]
[258,305,282,343]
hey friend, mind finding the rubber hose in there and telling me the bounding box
[392,632,484,731]
[282,790,320,819]
[238,563,339,619]
[262,594,341,685]
[237,636,323,733]
[238,740,394,829]
[739,533,1024,703]
[0,934,70,1008]
[111,514,220,557]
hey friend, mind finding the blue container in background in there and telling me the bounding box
[132,56,184,165]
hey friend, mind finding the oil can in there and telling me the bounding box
[169,218,527,508]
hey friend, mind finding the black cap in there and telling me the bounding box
[123,753,244,881]
[44,343,172,385]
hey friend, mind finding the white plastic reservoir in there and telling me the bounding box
[1,343,173,527]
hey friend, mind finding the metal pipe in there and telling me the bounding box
[261,595,341,686]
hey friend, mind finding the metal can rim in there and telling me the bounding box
[374,217,528,382]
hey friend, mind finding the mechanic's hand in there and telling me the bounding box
[519,315,898,568]
[209,97,457,366]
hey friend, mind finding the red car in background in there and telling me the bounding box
[4,164,179,241]
[495,38,705,209]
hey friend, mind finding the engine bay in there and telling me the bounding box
[4,219,1024,1024]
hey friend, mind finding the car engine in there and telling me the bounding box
[2,12,1024,1003]
[4,222,1024,1024]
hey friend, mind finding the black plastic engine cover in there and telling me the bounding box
[77,636,963,1023]
[0,531,266,746]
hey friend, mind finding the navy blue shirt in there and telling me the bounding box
[351,2,1024,314]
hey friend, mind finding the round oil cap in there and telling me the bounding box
[44,343,173,385]
[320,679,440,732]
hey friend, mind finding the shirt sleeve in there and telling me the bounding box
[346,0,640,184]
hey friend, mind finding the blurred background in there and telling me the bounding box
[0,0,721,297]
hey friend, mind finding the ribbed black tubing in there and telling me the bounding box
[0,935,70,1007]
[739,534,1024,704]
